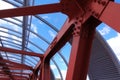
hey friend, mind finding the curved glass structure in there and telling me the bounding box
[0,0,120,80]
[0,0,69,80]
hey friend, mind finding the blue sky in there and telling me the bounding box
[0,0,120,80]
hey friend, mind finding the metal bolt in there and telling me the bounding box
[101,1,106,6]
[76,17,79,20]
[94,13,99,17]
[98,0,101,4]
[75,21,78,24]
[77,26,81,29]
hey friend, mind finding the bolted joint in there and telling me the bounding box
[60,0,83,19]
[92,11,100,18]
[72,15,84,36]
[72,25,81,36]
[95,0,107,6]
[90,0,110,18]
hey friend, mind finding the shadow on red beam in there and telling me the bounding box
[0,46,43,58]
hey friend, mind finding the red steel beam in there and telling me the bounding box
[0,74,28,78]
[0,65,31,70]
[0,59,33,70]
[98,1,120,32]
[0,46,43,58]
[90,0,120,32]
[0,71,30,76]
[0,78,10,80]
[0,78,27,80]
[35,1,91,79]
[44,19,74,60]
[0,3,62,18]
[2,66,31,71]
[40,60,51,80]
[66,17,101,80]
[37,19,75,80]
[34,19,74,74]
[11,75,28,80]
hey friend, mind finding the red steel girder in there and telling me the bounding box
[0,46,43,58]
[0,78,27,80]
[90,0,120,32]
[0,3,62,18]
[10,74,29,79]
[0,74,28,78]
[44,19,74,60]
[0,76,27,80]
[0,59,33,70]
[97,1,120,32]
[0,0,120,80]
[0,71,30,76]
[66,16,101,80]
[35,19,74,80]
[33,19,74,76]
[0,65,31,71]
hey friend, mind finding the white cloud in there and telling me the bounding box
[0,19,8,25]
[48,30,56,39]
[98,25,111,36]
[31,24,38,33]
[29,24,38,39]
[61,70,67,80]
[9,22,22,32]
[11,35,21,45]
[107,33,120,61]
[50,65,57,70]
[0,1,14,10]
[56,70,67,80]
[0,27,9,37]
[0,1,22,32]
[41,15,50,19]
[86,75,90,80]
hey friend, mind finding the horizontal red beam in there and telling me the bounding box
[0,59,33,70]
[0,78,27,80]
[0,46,43,58]
[0,3,62,18]
[0,78,10,80]
[0,71,30,75]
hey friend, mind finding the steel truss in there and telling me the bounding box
[0,0,120,80]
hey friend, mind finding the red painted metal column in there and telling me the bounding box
[66,17,100,80]
[39,59,50,80]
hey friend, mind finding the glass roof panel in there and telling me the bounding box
[34,0,60,5]
[0,0,120,80]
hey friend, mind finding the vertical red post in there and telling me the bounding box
[66,17,100,80]
[39,60,50,80]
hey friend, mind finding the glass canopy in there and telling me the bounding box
[0,0,120,80]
